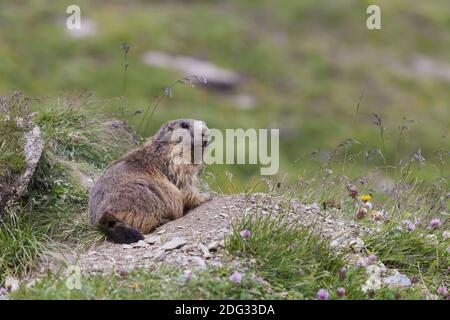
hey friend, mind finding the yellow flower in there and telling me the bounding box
[359,194,372,202]
[130,282,140,290]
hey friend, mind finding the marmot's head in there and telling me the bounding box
[153,119,211,166]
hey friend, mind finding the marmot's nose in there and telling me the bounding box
[201,129,211,147]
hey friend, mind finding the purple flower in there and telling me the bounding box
[402,219,416,231]
[338,267,347,280]
[437,285,448,297]
[428,219,441,230]
[368,255,377,265]
[117,267,129,277]
[229,271,243,284]
[316,288,329,300]
[372,210,386,222]
[336,287,346,297]
[240,229,251,239]
[0,287,7,295]
[183,270,193,280]
[356,207,367,220]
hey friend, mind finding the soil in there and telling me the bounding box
[46,193,366,275]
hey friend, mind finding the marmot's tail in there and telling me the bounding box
[98,212,144,244]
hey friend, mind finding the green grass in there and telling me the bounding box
[0,93,30,180]
[0,0,449,299]
[226,210,347,298]
[364,221,449,289]
[35,95,140,170]
[224,208,433,300]
[0,92,448,299]
[9,209,437,300]
[0,94,127,283]
[0,212,48,279]
[10,267,277,300]
[0,0,449,189]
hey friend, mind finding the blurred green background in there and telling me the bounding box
[0,0,449,190]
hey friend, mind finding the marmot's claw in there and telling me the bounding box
[201,193,214,202]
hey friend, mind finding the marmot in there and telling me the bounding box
[89,119,211,244]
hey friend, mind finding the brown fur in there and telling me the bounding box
[89,119,211,243]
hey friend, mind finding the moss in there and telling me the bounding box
[0,114,27,177]
[0,94,33,212]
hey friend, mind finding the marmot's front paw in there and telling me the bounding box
[200,193,214,203]
[185,193,213,210]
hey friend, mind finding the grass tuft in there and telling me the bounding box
[226,209,358,299]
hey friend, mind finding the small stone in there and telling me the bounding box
[142,252,154,259]
[349,238,365,252]
[26,279,38,288]
[143,235,160,245]
[383,273,411,288]
[156,229,166,235]
[154,250,166,262]
[191,256,207,269]
[132,240,149,248]
[161,237,187,251]
[199,244,211,258]
[121,244,133,249]
[207,241,221,251]
[4,277,20,292]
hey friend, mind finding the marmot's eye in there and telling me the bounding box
[180,121,189,129]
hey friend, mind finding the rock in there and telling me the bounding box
[330,235,350,248]
[233,94,256,110]
[190,256,207,270]
[142,252,154,259]
[1,125,44,214]
[132,240,149,248]
[62,160,97,191]
[383,273,411,288]
[154,250,166,262]
[17,126,44,196]
[141,51,242,91]
[4,277,20,292]
[121,244,133,249]
[207,241,221,251]
[161,237,187,251]
[349,238,365,252]
[26,279,38,288]
[199,243,211,258]
[102,119,140,148]
[411,54,450,82]
[144,235,160,245]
